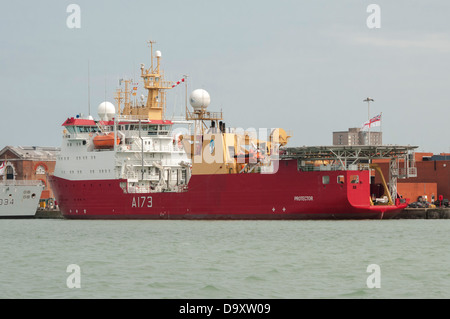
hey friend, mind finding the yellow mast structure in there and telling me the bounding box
[121,41,173,120]
[114,79,132,115]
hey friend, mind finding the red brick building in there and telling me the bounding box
[0,146,60,204]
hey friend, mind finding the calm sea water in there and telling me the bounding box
[0,219,449,299]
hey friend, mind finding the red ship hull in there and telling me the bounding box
[49,160,406,220]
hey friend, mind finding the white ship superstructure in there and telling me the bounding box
[53,45,192,194]
[53,115,191,193]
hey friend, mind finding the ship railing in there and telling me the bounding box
[399,167,417,178]
[127,143,184,153]
[298,163,372,172]
[126,184,188,194]
[122,158,178,169]
[127,185,151,193]
[117,115,152,121]
[124,171,160,182]
[299,165,340,172]
[125,168,167,179]
[186,111,223,121]
[359,163,371,170]
[138,174,160,182]
[169,115,191,122]
[159,145,184,152]
[125,171,139,180]
[126,170,182,182]
[144,80,173,89]
[408,167,417,177]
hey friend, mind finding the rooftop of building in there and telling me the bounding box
[0,146,60,160]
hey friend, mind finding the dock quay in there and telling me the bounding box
[394,207,450,219]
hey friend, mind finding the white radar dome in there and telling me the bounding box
[155,50,162,57]
[98,101,116,121]
[189,89,211,112]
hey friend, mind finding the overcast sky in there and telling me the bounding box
[1,1,450,153]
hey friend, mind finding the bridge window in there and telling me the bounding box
[337,175,345,184]
[322,176,329,184]
[350,175,359,184]
[148,125,158,135]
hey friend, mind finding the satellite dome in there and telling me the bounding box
[189,89,210,112]
[98,101,116,121]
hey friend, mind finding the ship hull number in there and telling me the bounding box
[0,199,14,205]
[132,196,152,208]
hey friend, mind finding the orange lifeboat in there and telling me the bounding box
[93,133,121,149]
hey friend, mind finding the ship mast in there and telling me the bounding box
[114,79,131,115]
[121,40,173,120]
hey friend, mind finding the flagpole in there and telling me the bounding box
[380,112,383,144]
[364,97,374,145]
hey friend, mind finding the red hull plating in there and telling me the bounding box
[49,160,406,220]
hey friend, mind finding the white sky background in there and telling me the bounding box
[1,0,449,153]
